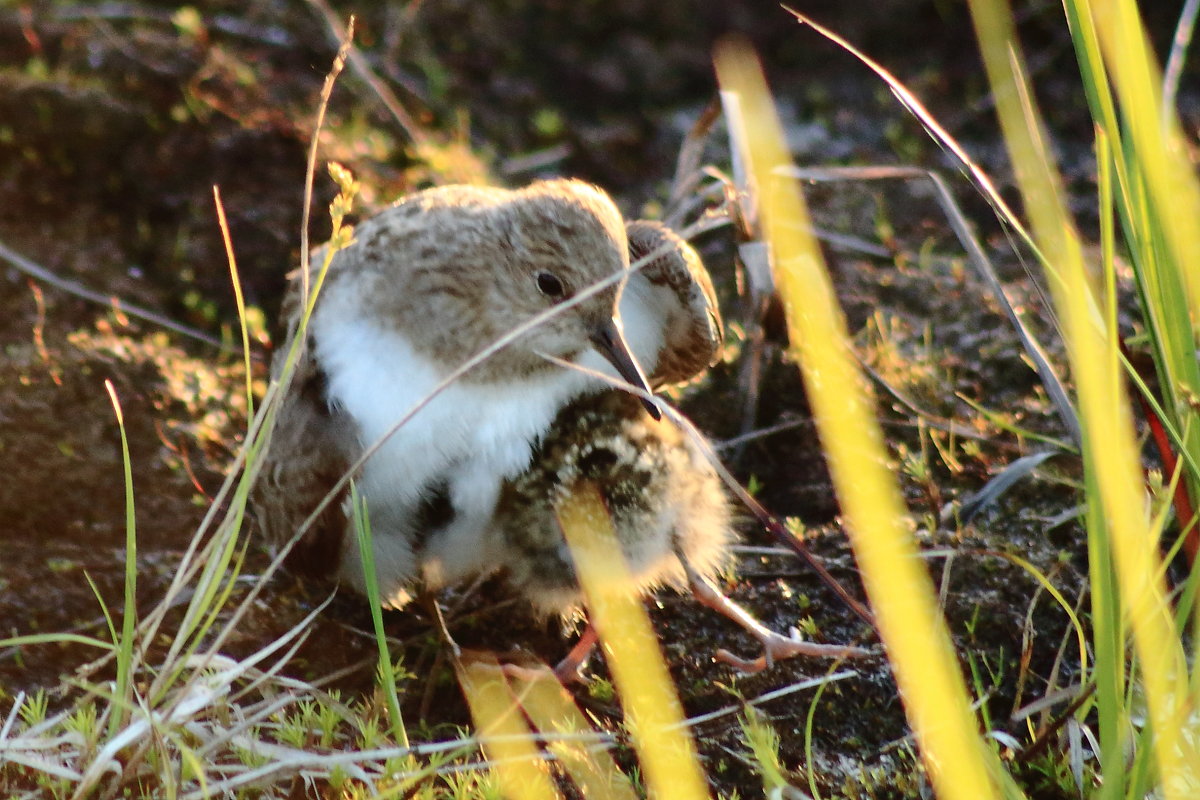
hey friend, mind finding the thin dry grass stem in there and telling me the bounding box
[300,15,354,308]
[718,36,1007,800]
[1163,0,1200,121]
[221,621,319,707]
[1011,683,1088,725]
[955,547,1089,693]
[8,78,359,778]
[193,690,305,760]
[121,27,359,726]
[177,737,489,800]
[66,599,334,797]
[1038,574,1091,727]
[776,162,1079,447]
[213,185,256,417]
[785,11,1084,450]
[785,11,1033,254]
[1013,683,1097,765]
[664,99,723,228]
[0,236,236,354]
[1011,566,1053,717]
[304,0,430,150]
[500,144,575,178]
[715,89,780,459]
[855,356,997,443]
[146,564,329,725]
[714,417,810,451]
[116,382,279,681]
[26,279,61,385]
[0,694,23,742]
[676,670,859,730]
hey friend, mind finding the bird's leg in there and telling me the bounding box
[684,562,873,673]
[494,621,599,684]
[552,622,600,684]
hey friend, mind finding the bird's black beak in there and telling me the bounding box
[590,317,660,420]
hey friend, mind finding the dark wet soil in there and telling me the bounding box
[0,2,1192,797]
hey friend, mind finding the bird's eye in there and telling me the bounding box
[535,271,567,299]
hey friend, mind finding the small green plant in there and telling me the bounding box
[18,689,48,727]
[65,702,99,741]
[738,707,788,798]
[278,699,317,748]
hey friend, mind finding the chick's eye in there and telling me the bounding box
[535,271,567,299]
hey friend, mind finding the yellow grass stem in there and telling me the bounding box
[967,1,1195,794]
[459,660,562,800]
[556,482,709,800]
[1087,0,1200,316]
[507,668,639,800]
[714,39,1002,800]
[212,185,255,419]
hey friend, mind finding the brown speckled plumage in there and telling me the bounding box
[495,390,734,618]
[627,220,723,387]
[294,180,631,382]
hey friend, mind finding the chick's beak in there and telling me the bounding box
[590,317,661,420]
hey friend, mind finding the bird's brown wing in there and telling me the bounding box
[253,339,358,579]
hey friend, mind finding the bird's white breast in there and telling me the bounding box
[309,273,668,599]
[618,275,669,373]
[572,274,666,384]
[312,300,598,532]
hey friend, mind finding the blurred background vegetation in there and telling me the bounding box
[1,1,1198,797]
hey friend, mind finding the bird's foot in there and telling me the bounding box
[685,563,873,674]
[550,623,599,684]
[454,626,598,685]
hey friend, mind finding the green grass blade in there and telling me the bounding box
[103,379,138,738]
[969,1,1196,795]
[351,481,410,749]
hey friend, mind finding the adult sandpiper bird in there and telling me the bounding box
[256,180,694,607]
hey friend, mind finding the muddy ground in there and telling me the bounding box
[0,1,1192,797]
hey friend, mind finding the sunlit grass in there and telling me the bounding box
[968,0,1199,796]
[716,36,1008,800]
[555,481,708,800]
[213,185,257,419]
[458,661,563,800]
[103,379,138,738]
